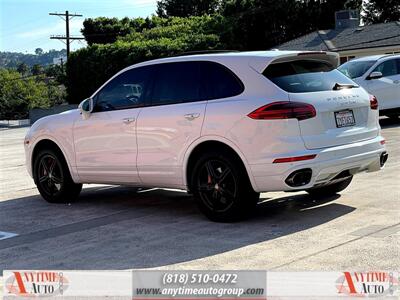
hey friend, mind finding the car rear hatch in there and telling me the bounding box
[260,52,379,150]
[288,89,378,149]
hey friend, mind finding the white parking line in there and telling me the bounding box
[0,231,18,241]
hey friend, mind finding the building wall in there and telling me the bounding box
[338,46,400,64]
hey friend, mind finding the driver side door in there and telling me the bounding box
[73,66,152,184]
[366,59,400,110]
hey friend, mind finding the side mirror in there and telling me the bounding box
[78,98,93,119]
[368,71,383,80]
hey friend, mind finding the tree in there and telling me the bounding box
[156,0,221,17]
[220,0,355,50]
[81,17,137,45]
[344,0,362,9]
[0,49,67,69]
[31,64,43,76]
[68,15,224,103]
[17,62,29,75]
[69,1,371,103]
[45,64,66,85]
[0,69,49,119]
[362,0,400,24]
[35,48,44,55]
[0,69,66,119]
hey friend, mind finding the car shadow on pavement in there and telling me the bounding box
[379,116,400,129]
[0,186,353,273]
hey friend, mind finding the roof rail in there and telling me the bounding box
[378,53,398,60]
[171,50,240,57]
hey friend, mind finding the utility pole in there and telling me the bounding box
[49,11,84,58]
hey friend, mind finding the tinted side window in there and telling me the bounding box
[150,62,200,105]
[95,66,152,112]
[373,59,398,77]
[338,60,376,79]
[201,62,244,100]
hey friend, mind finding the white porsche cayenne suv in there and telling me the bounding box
[24,51,388,222]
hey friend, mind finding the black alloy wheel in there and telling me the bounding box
[37,154,64,197]
[34,148,82,203]
[197,159,237,213]
[192,151,259,222]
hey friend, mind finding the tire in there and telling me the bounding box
[191,151,259,222]
[306,176,353,197]
[33,148,82,203]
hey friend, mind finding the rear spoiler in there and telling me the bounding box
[249,51,340,73]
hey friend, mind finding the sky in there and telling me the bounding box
[0,0,157,54]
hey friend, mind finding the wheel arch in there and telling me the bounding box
[183,137,258,192]
[31,137,78,183]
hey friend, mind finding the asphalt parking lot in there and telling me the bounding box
[0,119,399,275]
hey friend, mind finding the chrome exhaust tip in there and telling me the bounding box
[285,168,312,187]
[380,152,388,167]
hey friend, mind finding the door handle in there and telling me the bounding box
[122,117,135,124]
[184,113,200,121]
[394,80,400,84]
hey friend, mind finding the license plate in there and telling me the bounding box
[335,109,355,128]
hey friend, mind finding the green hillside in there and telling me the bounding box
[0,49,67,69]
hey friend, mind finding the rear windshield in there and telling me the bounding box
[338,60,376,79]
[263,60,358,93]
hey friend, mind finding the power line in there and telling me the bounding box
[49,11,85,57]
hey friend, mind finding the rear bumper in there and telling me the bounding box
[250,136,387,192]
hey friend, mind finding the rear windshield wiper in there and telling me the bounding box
[333,83,358,90]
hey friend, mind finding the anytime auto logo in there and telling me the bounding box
[5,271,69,297]
[336,272,398,297]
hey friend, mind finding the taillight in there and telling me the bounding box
[370,95,378,110]
[248,101,316,121]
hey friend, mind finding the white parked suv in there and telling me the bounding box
[25,51,388,222]
[338,54,400,119]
